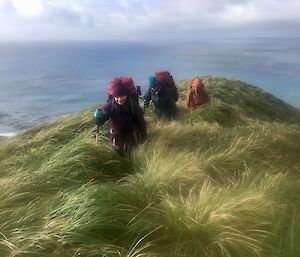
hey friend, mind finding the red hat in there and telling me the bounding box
[113,83,128,97]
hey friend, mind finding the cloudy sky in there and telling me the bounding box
[0,0,299,42]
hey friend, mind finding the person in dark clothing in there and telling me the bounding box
[143,76,176,120]
[94,83,147,153]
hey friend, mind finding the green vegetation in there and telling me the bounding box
[0,76,300,257]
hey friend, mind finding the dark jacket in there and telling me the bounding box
[144,84,176,119]
[98,97,146,151]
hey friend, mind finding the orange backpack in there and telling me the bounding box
[185,78,209,108]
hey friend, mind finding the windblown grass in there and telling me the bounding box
[0,77,300,257]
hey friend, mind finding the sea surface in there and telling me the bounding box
[0,38,299,134]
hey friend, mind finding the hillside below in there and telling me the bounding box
[0,76,300,257]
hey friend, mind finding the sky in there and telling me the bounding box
[0,0,300,42]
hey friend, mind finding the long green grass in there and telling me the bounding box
[0,77,300,257]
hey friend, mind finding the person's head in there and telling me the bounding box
[149,77,159,91]
[190,78,203,88]
[113,83,128,105]
[149,76,159,88]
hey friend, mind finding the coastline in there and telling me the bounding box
[0,132,17,141]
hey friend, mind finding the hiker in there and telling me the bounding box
[185,78,210,108]
[154,70,178,102]
[143,76,177,120]
[94,79,147,153]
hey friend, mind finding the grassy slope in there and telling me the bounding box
[0,77,300,257]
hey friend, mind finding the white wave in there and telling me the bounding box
[0,132,17,137]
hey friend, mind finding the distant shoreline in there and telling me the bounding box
[0,133,17,141]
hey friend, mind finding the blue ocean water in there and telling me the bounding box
[0,38,299,134]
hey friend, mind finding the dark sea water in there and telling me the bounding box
[0,38,299,134]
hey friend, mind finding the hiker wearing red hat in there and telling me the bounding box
[94,78,146,153]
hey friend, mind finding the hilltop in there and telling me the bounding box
[0,77,300,257]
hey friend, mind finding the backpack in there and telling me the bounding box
[107,77,136,97]
[150,85,165,108]
[154,70,178,101]
[185,78,210,108]
[107,77,141,103]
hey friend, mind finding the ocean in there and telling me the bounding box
[0,38,299,135]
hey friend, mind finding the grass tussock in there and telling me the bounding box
[0,77,300,257]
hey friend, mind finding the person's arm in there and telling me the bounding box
[170,77,179,102]
[185,89,193,108]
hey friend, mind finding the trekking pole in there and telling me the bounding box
[142,97,146,113]
[94,108,104,143]
[136,85,145,112]
[138,96,146,113]
[95,124,100,143]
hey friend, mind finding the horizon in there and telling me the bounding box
[0,36,299,45]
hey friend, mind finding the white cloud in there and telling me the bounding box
[0,0,16,16]
[217,0,300,26]
[0,0,300,41]
[11,0,44,16]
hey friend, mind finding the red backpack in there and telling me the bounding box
[107,77,136,97]
[107,77,142,107]
[154,70,178,101]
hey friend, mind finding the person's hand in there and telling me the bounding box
[143,99,148,108]
[94,108,104,124]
